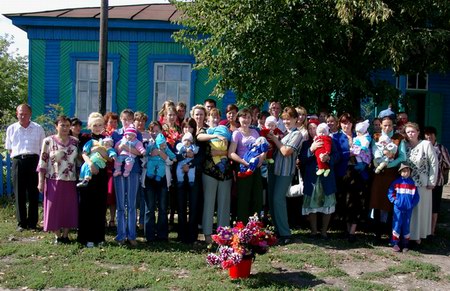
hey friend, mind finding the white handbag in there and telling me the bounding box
[286,169,304,197]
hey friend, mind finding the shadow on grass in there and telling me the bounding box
[235,270,326,289]
[297,230,450,257]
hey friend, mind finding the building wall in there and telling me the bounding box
[372,70,450,149]
[428,73,450,148]
[29,38,215,119]
[28,40,46,116]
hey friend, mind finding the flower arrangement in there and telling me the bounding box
[206,215,277,269]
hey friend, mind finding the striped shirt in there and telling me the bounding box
[274,128,303,176]
[5,121,45,158]
[433,143,450,186]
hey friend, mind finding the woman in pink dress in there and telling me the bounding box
[37,116,79,244]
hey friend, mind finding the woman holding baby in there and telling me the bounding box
[228,108,265,224]
[369,116,406,242]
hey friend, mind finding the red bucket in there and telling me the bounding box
[229,258,252,279]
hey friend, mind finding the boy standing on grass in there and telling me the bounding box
[387,163,420,252]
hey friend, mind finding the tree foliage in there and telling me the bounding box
[173,0,450,115]
[0,34,28,117]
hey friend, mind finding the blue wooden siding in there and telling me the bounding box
[27,27,175,43]
[194,69,216,107]
[428,73,450,148]
[13,17,181,31]
[110,42,128,112]
[128,43,139,110]
[29,40,46,117]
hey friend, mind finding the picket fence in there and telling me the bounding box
[0,153,13,197]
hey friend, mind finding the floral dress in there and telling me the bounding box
[406,140,438,240]
[37,135,79,231]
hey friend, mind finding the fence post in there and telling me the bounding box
[6,153,12,197]
[0,153,3,197]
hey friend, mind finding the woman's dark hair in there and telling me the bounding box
[423,126,437,135]
[70,117,82,127]
[338,112,354,128]
[181,117,197,137]
[257,110,270,120]
[148,120,162,131]
[225,104,239,113]
[237,108,252,118]
[55,115,71,126]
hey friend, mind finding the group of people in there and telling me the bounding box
[5,101,448,251]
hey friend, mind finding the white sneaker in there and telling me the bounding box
[86,242,95,248]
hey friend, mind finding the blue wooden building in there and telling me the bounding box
[5,3,236,123]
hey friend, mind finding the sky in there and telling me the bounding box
[0,0,169,56]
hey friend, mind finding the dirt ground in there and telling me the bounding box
[272,187,450,290]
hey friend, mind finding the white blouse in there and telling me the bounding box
[406,140,438,187]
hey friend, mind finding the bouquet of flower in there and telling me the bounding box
[206,215,277,269]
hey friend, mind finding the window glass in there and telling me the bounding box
[153,63,191,120]
[406,73,428,90]
[76,61,113,121]
[417,74,427,89]
[165,65,181,81]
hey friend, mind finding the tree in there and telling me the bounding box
[0,34,28,118]
[173,0,450,115]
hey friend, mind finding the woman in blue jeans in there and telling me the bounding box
[112,109,143,246]
[144,176,169,242]
[144,133,176,242]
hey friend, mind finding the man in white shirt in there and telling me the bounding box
[5,104,45,231]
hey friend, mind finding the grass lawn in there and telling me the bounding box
[1,194,449,290]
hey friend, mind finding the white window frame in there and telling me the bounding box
[153,62,192,120]
[406,73,428,91]
[75,61,113,122]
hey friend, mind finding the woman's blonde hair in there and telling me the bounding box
[404,122,420,142]
[295,106,308,129]
[404,122,420,132]
[190,104,207,119]
[158,100,176,117]
[208,107,221,117]
[87,112,105,128]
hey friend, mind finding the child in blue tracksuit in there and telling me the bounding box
[387,163,420,252]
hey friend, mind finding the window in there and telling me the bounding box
[406,73,428,90]
[154,63,191,119]
[76,61,113,121]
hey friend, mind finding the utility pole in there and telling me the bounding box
[98,0,108,115]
